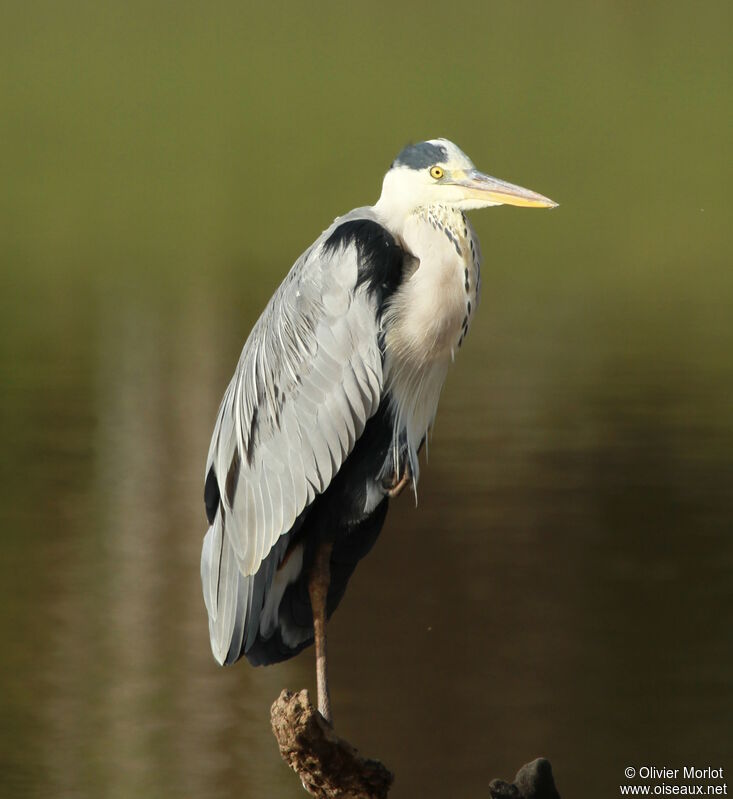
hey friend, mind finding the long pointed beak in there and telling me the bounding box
[453,169,558,208]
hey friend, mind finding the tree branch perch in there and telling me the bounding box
[270,689,561,798]
[271,689,393,799]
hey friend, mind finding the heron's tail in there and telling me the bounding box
[201,512,293,666]
[200,513,253,666]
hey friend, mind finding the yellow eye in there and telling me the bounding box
[429,166,444,180]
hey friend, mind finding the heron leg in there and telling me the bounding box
[308,539,334,726]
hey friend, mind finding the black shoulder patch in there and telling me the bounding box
[323,219,405,312]
[204,466,220,524]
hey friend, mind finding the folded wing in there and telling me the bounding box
[201,213,394,664]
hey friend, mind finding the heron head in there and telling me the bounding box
[375,138,557,223]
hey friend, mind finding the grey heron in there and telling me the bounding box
[201,139,556,725]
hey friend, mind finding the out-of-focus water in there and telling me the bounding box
[1,3,732,797]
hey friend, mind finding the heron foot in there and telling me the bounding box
[385,464,411,498]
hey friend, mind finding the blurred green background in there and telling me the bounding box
[1,2,732,797]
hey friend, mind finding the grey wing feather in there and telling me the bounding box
[201,209,385,664]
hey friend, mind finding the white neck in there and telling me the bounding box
[373,168,426,237]
[378,204,480,491]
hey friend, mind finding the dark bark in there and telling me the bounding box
[270,689,393,799]
[271,689,561,799]
[489,758,562,798]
